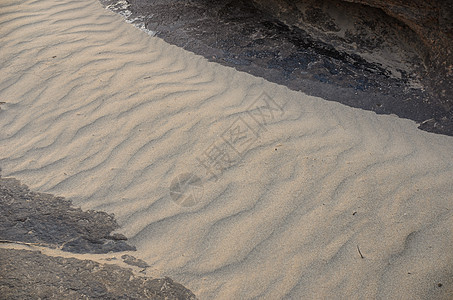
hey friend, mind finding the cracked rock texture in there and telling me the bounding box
[0,248,197,299]
[0,176,135,254]
[103,0,452,135]
[253,0,453,109]
[0,175,197,299]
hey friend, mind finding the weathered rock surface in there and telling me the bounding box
[122,254,151,268]
[0,176,135,254]
[341,0,452,72]
[253,0,453,111]
[0,248,197,299]
[343,0,453,112]
[0,175,197,299]
[102,0,452,135]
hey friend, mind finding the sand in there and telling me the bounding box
[1,0,452,298]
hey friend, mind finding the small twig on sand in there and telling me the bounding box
[357,245,364,259]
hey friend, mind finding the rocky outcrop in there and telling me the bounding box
[342,0,452,109]
[103,0,452,135]
[0,249,197,299]
[0,175,198,299]
[340,0,452,61]
[0,176,135,254]
[252,0,453,109]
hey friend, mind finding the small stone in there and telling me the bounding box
[121,254,149,268]
[111,233,128,241]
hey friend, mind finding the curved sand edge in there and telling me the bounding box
[0,0,452,298]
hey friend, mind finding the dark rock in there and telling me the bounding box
[343,0,453,113]
[122,254,150,268]
[253,0,453,118]
[0,176,135,253]
[101,0,452,136]
[0,248,197,299]
[110,233,129,241]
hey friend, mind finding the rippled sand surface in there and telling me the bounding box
[1,0,452,298]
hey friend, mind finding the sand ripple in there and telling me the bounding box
[1,0,452,298]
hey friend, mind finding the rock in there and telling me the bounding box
[340,0,453,109]
[252,0,453,109]
[122,254,150,268]
[111,233,129,241]
[0,176,135,253]
[0,248,197,299]
[103,0,452,135]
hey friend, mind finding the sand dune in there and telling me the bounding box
[1,0,452,298]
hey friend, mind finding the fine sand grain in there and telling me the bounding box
[1,0,452,298]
